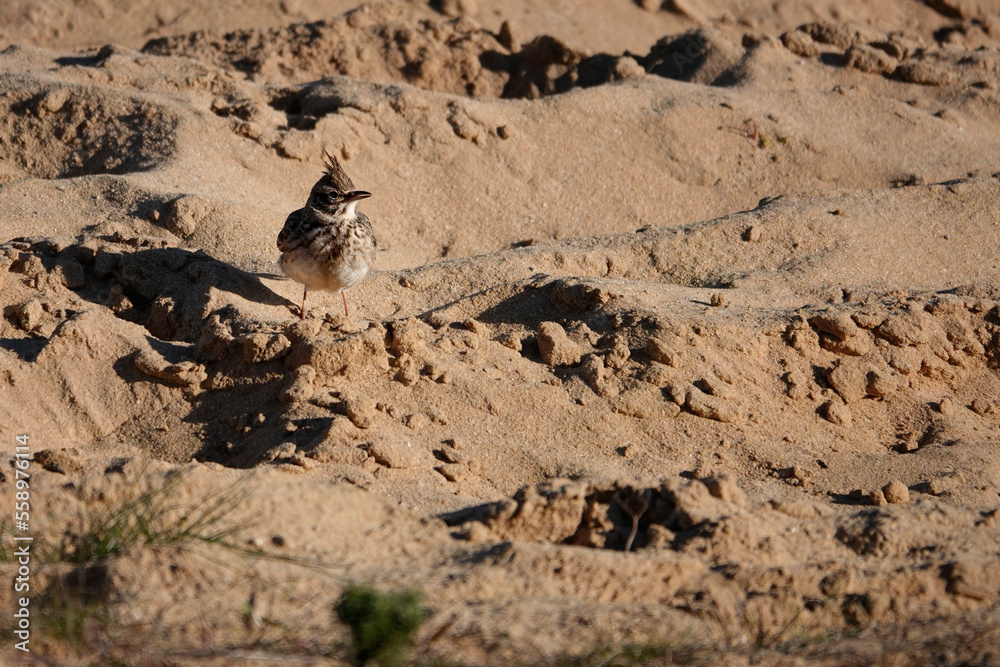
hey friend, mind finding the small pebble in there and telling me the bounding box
[970,399,991,415]
[710,293,730,308]
[824,401,852,427]
[928,477,954,495]
[882,480,910,504]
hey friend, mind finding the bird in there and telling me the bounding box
[277,152,376,319]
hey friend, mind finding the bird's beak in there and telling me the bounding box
[344,190,372,202]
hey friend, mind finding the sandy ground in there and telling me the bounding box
[2,0,1000,664]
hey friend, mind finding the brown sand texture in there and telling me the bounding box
[2,0,1000,664]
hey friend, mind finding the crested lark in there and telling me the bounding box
[277,153,376,319]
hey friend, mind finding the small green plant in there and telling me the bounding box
[741,118,787,149]
[52,472,247,564]
[0,521,15,562]
[30,471,265,655]
[335,583,425,667]
[38,566,110,646]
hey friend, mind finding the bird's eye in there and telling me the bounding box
[316,191,338,204]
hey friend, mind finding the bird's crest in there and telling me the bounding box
[318,150,356,194]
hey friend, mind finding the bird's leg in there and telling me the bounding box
[342,290,349,317]
[300,286,308,320]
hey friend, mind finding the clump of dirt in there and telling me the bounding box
[446,475,749,550]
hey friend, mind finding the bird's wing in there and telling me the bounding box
[356,212,377,267]
[277,208,312,251]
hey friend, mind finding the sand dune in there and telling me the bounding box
[2,1,1000,664]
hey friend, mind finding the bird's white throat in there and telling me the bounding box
[313,200,359,223]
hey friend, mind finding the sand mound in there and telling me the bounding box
[143,4,511,96]
[140,7,1000,101]
[0,48,178,179]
